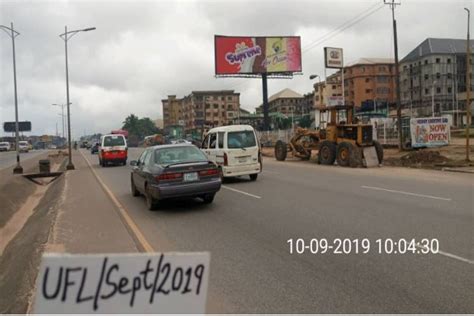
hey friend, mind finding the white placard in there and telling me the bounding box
[410,117,450,148]
[327,96,344,107]
[324,47,343,69]
[34,252,210,313]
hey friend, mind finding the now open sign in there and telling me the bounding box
[34,252,210,313]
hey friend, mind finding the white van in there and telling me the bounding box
[201,125,261,181]
[99,134,128,166]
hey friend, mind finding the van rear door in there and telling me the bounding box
[226,130,259,166]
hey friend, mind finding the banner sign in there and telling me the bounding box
[410,117,450,148]
[215,35,302,75]
[34,252,210,313]
[324,47,343,69]
[3,121,31,132]
[327,96,344,107]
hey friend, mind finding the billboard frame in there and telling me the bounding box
[214,35,303,77]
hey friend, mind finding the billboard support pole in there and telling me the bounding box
[262,73,270,131]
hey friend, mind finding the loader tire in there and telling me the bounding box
[318,141,336,165]
[275,140,287,161]
[373,140,384,164]
[336,142,352,167]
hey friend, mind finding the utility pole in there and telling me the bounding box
[465,8,471,162]
[385,0,403,150]
[262,73,270,131]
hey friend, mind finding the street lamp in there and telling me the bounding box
[52,103,70,140]
[431,80,438,117]
[464,7,471,162]
[0,22,22,174]
[59,26,96,170]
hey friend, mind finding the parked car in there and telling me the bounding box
[90,142,100,154]
[0,142,11,152]
[130,144,221,210]
[201,125,261,181]
[98,134,128,166]
[18,141,29,153]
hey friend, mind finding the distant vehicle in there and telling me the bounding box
[34,141,46,150]
[90,142,99,154]
[99,134,128,167]
[130,144,221,210]
[48,144,57,149]
[0,142,11,152]
[18,141,29,153]
[80,141,89,148]
[144,134,165,147]
[201,125,261,181]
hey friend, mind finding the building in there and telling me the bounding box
[399,38,474,125]
[256,88,304,116]
[313,71,343,109]
[343,58,396,110]
[229,108,264,129]
[162,90,240,131]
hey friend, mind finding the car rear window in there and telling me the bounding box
[103,136,125,147]
[155,146,207,165]
[227,131,256,149]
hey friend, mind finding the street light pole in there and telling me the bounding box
[384,0,403,150]
[59,26,96,170]
[464,8,471,162]
[0,23,22,174]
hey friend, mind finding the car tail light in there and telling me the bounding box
[223,153,228,166]
[156,172,183,181]
[199,169,219,177]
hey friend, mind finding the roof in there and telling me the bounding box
[345,58,394,67]
[191,90,239,95]
[207,124,255,132]
[268,88,303,103]
[401,38,474,63]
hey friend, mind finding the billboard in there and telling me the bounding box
[410,117,450,148]
[324,47,343,69]
[3,121,31,132]
[215,36,302,75]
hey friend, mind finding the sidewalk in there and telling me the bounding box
[47,149,138,253]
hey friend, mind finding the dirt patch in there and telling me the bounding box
[384,150,451,168]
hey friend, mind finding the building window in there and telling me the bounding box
[447,58,451,64]
[448,87,452,94]
[425,88,429,95]
[213,96,217,100]
[361,67,365,73]
[436,73,441,79]
[379,66,386,72]
[227,96,232,101]
[213,104,218,109]
[436,87,441,94]
[436,58,440,63]
[365,89,372,94]
[424,60,428,65]
[365,78,370,83]
[332,85,336,89]
[205,103,210,109]
[424,74,429,80]
[447,73,452,79]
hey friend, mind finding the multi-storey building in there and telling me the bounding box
[343,58,396,110]
[313,71,343,109]
[399,38,474,124]
[162,90,240,130]
[256,88,304,116]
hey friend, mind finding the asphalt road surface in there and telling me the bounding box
[0,150,47,171]
[80,148,473,313]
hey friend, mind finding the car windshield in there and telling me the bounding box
[227,131,256,149]
[103,136,125,146]
[154,146,207,165]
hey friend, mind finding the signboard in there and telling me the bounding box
[3,121,31,132]
[410,117,450,148]
[215,35,302,75]
[34,252,210,313]
[327,96,344,107]
[324,47,343,69]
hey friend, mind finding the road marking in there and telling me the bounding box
[222,185,261,199]
[416,244,474,265]
[361,185,452,201]
[80,150,155,253]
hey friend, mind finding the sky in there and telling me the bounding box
[0,0,472,138]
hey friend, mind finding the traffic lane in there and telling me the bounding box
[238,159,473,259]
[80,149,473,313]
[0,150,47,170]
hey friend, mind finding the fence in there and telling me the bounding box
[370,118,410,146]
[256,129,295,147]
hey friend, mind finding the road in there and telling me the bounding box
[0,150,47,171]
[80,148,473,313]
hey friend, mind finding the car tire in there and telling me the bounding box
[131,176,140,197]
[318,141,337,165]
[145,184,158,210]
[249,173,258,181]
[202,194,215,204]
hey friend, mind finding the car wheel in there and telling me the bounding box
[202,194,215,204]
[145,184,158,210]
[249,173,258,181]
[131,175,140,197]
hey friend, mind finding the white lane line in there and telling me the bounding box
[416,244,474,265]
[222,185,261,199]
[361,185,452,201]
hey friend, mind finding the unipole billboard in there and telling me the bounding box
[214,36,302,75]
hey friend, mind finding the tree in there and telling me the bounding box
[122,114,158,140]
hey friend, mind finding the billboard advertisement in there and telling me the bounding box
[410,117,450,148]
[215,36,302,75]
[3,121,31,132]
[324,47,343,69]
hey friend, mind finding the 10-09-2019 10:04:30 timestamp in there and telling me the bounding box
[287,238,440,255]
